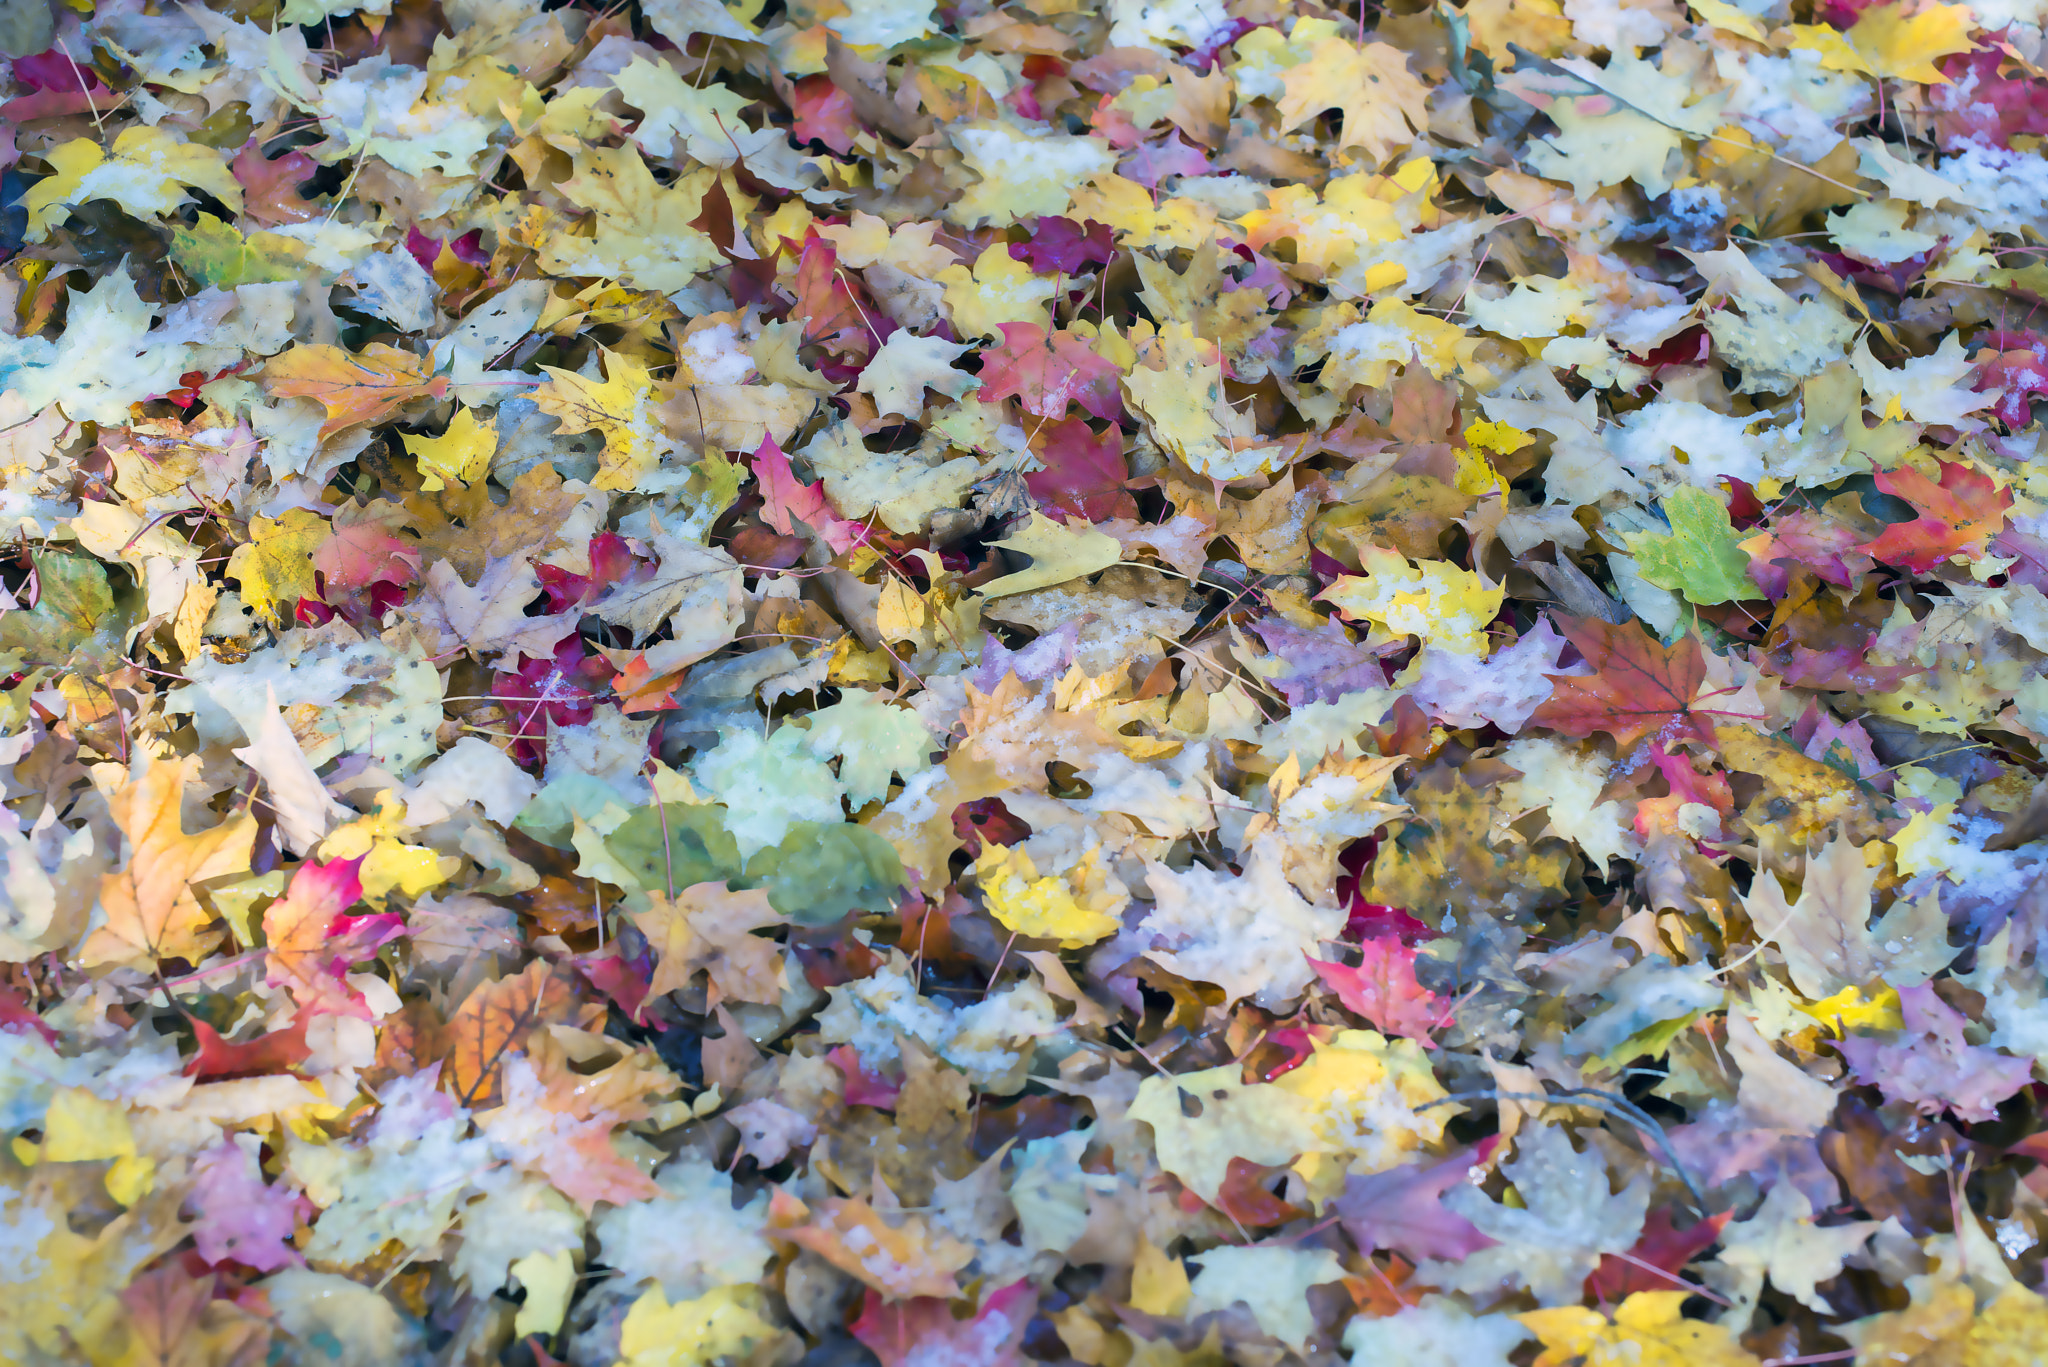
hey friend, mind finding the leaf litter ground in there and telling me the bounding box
[10,0,2048,1363]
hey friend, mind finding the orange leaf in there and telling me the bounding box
[264,342,449,439]
[79,756,258,969]
[444,959,583,1106]
[1856,460,2012,573]
[780,1194,974,1299]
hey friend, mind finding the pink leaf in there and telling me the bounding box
[1310,937,1454,1039]
[186,1141,304,1272]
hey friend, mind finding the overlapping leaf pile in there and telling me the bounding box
[10,0,2048,1361]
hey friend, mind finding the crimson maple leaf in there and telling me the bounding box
[1023,418,1134,521]
[977,321,1124,421]
[1530,615,1721,752]
[1310,936,1453,1039]
[1855,460,2012,572]
[1584,1207,1732,1302]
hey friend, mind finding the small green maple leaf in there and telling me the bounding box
[1625,486,1764,605]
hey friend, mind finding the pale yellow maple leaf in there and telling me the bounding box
[1321,545,1504,656]
[534,346,669,492]
[630,883,786,1006]
[225,507,332,625]
[538,146,723,295]
[21,127,240,242]
[976,845,1125,949]
[1124,323,1276,482]
[1520,1291,1761,1367]
[1274,1029,1454,1198]
[1275,37,1431,164]
[1788,2,1977,85]
[937,242,1059,339]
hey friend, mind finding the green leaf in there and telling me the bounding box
[1623,486,1764,605]
[801,689,934,808]
[745,820,904,925]
[603,802,746,894]
[0,551,130,669]
[170,213,309,288]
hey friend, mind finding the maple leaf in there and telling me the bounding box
[1335,1146,1500,1262]
[263,343,449,439]
[1519,1291,1761,1367]
[533,346,669,492]
[79,756,259,968]
[1838,982,2035,1123]
[1529,616,1719,753]
[1023,418,1136,522]
[1625,486,1765,606]
[1275,37,1431,163]
[976,321,1125,421]
[630,882,786,1006]
[444,960,584,1107]
[263,857,369,1015]
[1854,460,2012,572]
[1311,937,1455,1039]
[850,1282,1035,1367]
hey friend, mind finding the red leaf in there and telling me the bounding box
[791,232,883,358]
[0,984,55,1045]
[1855,460,2013,573]
[1529,616,1716,753]
[752,434,868,553]
[851,1281,1036,1367]
[1310,937,1453,1040]
[788,74,863,154]
[1585,1206,1731,1302]
[185,1018,313,1080]
[977,322,1125,421]
[1023,418,1134,521]
[1930,48,2048,151]
[1210,1156,1304,1226]
[828,1044,902,1108]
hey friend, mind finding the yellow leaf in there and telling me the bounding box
[1272,1029,1453,1199]
[534,346,668,491]
[980,510,1124,598]
[1787,3,1977,84]
[1130,1238,1193,1317]
[1690,0,1768,39]
[510,1249,577,1340]
[20,127,240,242]
[977,844,1125,949]
[225,507,332,626]
[264,342,450,439]
[1124,323,1274,482]
[1320,545,1504,656]
[1520,1291,1761,1367]
[403,406,498,491]
[617,1285,779,1367]
[937,242,1059,340]
[40,1087,135,1164]
[1276,38,1431,164]
[1128,1065,1327,1205]
[1796,983,1903,1036]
